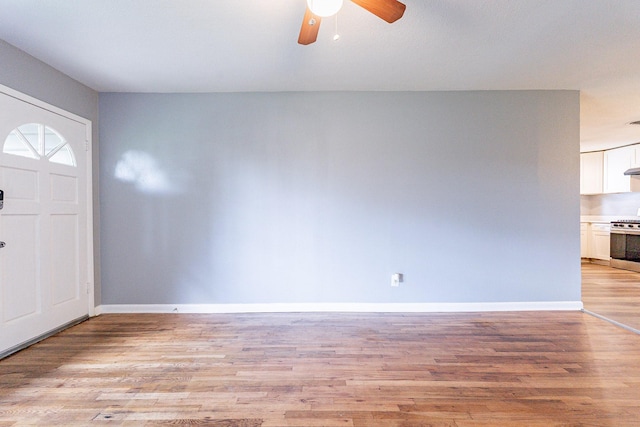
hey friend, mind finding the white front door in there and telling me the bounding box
[0,86,93,356]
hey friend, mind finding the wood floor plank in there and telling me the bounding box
[582,262,640,330]
[1,310,640,425]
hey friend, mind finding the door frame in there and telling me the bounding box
[0,83,95,317]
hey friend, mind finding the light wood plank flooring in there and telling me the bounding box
[582,262,640,330]
[2,311,640,426]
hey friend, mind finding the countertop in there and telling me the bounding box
[581,215,640,223]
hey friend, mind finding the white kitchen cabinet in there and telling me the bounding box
[580,223,589,258]
[590,223,611,261]
[581,222,611,261]
[580,143,640,195]
[580,151,603,195]
[604,146,634,193]
[631,144,640,168]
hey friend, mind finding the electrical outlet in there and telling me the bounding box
[391,273,403,287]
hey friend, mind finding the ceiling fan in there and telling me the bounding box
[298,0,406,45]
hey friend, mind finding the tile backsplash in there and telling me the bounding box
[581,193,640,216]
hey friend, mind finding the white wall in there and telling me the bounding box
[99,91,580,307]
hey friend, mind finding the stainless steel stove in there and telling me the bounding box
[611,219,640,232]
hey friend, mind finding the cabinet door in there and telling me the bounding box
[580,152,603,194]
[591,224,611,260]
[604,146,633,193]
[580,223,589,258]
[632,144,640,168]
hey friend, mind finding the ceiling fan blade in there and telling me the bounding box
[350,0,406,23]
[298,7,322,45]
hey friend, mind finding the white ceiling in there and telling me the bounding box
[1,0,639,151]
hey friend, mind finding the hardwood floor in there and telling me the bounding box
[582,262,640,331]
[2,311,640,426]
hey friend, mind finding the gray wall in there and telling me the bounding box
[99,91,580,305]
[0,39,101,304]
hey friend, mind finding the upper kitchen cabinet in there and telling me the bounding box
[580,151,603,195]
[604,145,635,193]
[580,143,640,194]
[633,145,640,168]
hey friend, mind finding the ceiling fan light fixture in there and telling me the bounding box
[307,0,344,17]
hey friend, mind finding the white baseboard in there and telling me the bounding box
[96,301,583,315]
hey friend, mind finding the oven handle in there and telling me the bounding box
[611,229,640,235]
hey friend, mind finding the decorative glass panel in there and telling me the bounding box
[49,145,75,165]
[17,123,40,153]
[3,130,38,159]
[3,123,76,166]
[44,126,65,156]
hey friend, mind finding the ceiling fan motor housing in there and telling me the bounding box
[307,0,344,17]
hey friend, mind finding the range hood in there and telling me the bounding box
[624,167,640,176]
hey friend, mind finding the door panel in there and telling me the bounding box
[2,215,38,322]
[0,88,92,355]
[51,173,77,202]
[51,214,79,305]
[2,166,38,201]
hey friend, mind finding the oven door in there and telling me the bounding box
[626,233,640,261]
[610,231,627,260]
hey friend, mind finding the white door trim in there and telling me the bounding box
[0,83,95,316]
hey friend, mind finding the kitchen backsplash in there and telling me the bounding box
[581,193,640,216]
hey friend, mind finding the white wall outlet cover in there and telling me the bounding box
[391,273,403,287]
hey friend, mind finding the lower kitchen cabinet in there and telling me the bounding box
[590,223,611,260]
[580,223,589,258]
[581,222,611,261]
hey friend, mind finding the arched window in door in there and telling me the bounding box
[3,123,76,166]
